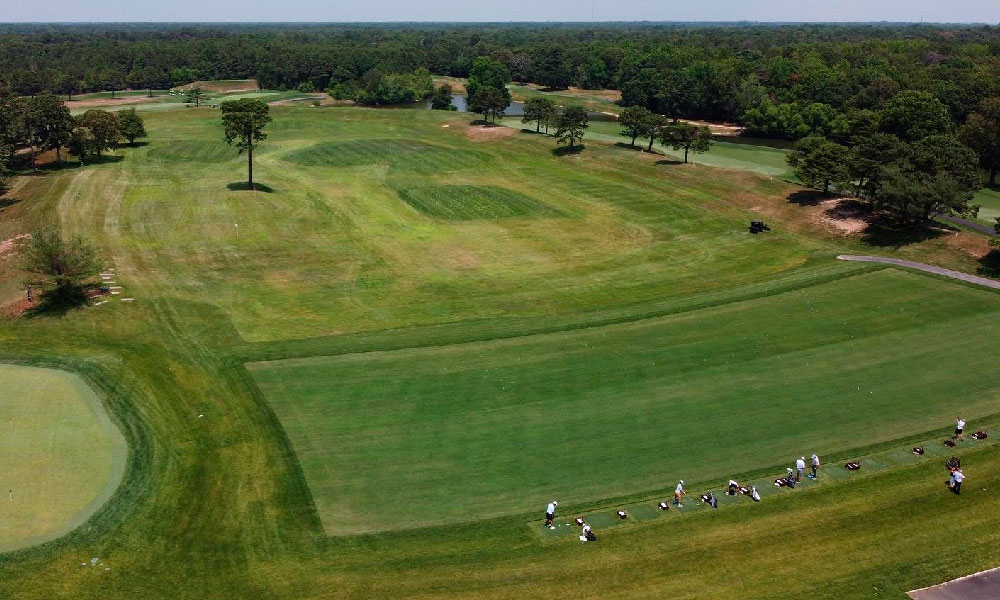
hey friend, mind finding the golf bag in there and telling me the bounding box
[946,456,960,471]
[750,485,761,502]
[700,492,718,508]
[912,447,924,455]
[943,439,956,448]
[844,461,861,471]
[972,431,988,440]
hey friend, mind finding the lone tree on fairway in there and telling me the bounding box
[19,228,102,304]
[661,122,713,163]
[788,136,851,195]
[186,86,206,107]
[523,97,556,133]
[221,99,271,189]
[555,106,589,150]
[117,108,147,146]
[619,106,654,148]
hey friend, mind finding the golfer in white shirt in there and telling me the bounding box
[545,501,558,529]
[795,457,806,482]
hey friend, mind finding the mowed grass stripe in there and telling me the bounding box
[398,185,564,220]
[282,138,490,173]
[248,269,1000,535]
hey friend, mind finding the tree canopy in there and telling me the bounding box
[220,99,272,188]
[555,106,589,150]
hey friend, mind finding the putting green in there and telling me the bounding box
[0,364,128,551]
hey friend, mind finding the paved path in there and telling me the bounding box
[837,255,1000,290]
[909,567,1000,599]
[934,214,1000,239]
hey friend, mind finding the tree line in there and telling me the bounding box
[2,23,999,137]
[0,95,146,188]
[786,89,1000,224]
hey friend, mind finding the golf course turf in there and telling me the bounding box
[0,364,128,552]
[2,101,1000,599]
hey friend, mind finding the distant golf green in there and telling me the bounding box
[249,268,1000,535]
[974,186,1000,225]
[0,364,127,551]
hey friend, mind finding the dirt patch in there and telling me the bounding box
[432,77,467,94]
[465,125,517,142]
[1,298,32,319]
[65,96,159,110]
[0,234,30,259]
[174,80,259,93]
[816,198,871,235]
[680,118,745,136]
[268,95,350,107]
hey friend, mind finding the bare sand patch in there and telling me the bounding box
[816,198,870,235]
[465,125,517,142]
[0,234,31,258]
[174,80,259,93]
[65,96,159,110]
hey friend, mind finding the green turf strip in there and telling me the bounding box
[531,423,992,541]
[397,185,564,220]
[281,138,489,173]
[248,268,1000,535]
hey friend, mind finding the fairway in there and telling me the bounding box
[55,106,822,343]
[248,268,1000,535]
[0,364,128,551]
[3,92,1000,600]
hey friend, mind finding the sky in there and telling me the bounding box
[3,0,999,24]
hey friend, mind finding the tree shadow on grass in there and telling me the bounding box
[655,158,684,166]
[84,154,125,165]
[469,119,503,127]
[124,141,150,148]
[861,216,953,248]
[23,287,89,318]
[787,189,830,206]
[979,249,1000,278]
[0,197,20,210]
[552,145,586,156]
[227,182,274,193]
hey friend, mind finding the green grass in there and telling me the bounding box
[247,269,1000,535]
[282,138,489,173]
[0,364,128,552]
[398,185,563,220]
[3,102,1000,600]
[974,185,1000,224]
[579,119,793,177]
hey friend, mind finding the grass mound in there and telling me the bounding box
[147,140,239,162]
[397,185,563,220]
[283,139,488,173]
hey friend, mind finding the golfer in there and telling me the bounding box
[545,500,558,529]
[810,454,820,479]
[795,457,806,482]
[955,417,966,441]
[948,469,964,495]
[674,480,686,507]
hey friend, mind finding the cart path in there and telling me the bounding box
[934,213,1000,239]
[908,566,1000,600]
[836,255,1000,290]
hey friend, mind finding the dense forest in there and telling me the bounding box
[3,23,1000,223]
[1,23,999,123]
